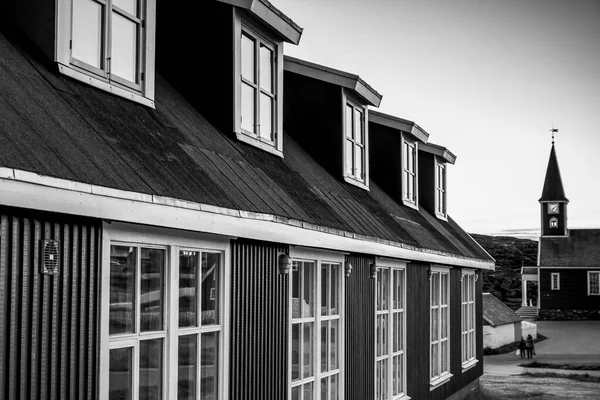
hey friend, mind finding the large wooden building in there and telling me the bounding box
[0,1,494,399]
[523,143,600,319]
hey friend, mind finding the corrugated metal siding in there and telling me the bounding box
[230,239,288,400]
[0,206,100,400]
[345,254,376,400]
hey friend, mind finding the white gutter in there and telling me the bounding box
[0,168,494,270]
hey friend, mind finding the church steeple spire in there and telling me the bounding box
[539,136,568,237]
[539,143,568,202]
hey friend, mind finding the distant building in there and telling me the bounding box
[519,142,600,319]
[482,293,535,349]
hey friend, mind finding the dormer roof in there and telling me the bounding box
[420,142,456,165]
[369,110,429,143]
[218,0,303,44]
[284,56,382,107]
[539,144,568,202]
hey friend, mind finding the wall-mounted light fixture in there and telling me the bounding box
[344,259,353,278]
[427,267,432,282]
[475,271,479,282]
[369,263,377,279]
[278,253,291,275]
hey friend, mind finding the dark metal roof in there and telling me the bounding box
[539,144,568,202]
[482,293,523,327]
[540,229,600,267]
[0,29,492,263]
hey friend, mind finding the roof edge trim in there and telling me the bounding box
[0,168,494,270]
[218,0,303,44]
[369,110,429,143]
[420,142,457,164]
[284,56,382,107]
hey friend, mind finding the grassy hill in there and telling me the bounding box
[470,233,538,310]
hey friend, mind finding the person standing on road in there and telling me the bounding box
[525,334,535,359]
[518,337,526,358]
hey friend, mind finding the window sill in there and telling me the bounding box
[236,132,283,158]
[461,359,479,373]
[402,199,419,211]
[57,63,155,108]
[429,373,453,390]
[435,212,448,221]
[343,175,369,191]
[394,394,411,400]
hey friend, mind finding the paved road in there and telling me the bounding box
[484,320,600,376]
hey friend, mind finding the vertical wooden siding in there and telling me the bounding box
[0,206,100,400]
[540,269,600,310]
[230,239,288,400]
[345,254,375,400]
[406,264,483,400]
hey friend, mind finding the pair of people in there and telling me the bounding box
[518,334,535,359]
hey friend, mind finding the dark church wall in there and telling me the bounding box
[540,268,600,311]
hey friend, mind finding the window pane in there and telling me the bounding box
[393,312,398,353]
[241,33,255,82]
[241,83,255,133]
[201,253,220,325]
[408,145,414,173]
[110,245,136,335]
[292,262,301,319]
[113,0,137,15]
[291,324,300,380]
[303,323,314,378]
[140,339,163,400]
[141,248,164,332]
[382,268,389,310]
[259,93,273,141]
[330,374,338,400]
[381,314,388,356]
[321,378,328,400]
[321,265,329,316]
[200,332,219,400]
[441,340,448,373]
[109,347,132,400]
[72,0,103,69]
[178,335,197,400]
[345,140,354,175]
[432,343,438,377]
[291,386,300,400]
[259,45,273,92]
[303,382,313,400]
[356,146,363,180]
[321,321,328,372]
[432,308,439,341]
[345,104,353,138]
[179,251,198,328]
[330,319,338,370]
[331,264,339,315]
[111,12,138,83]
[303,263,314,317]
[355,110,363,144]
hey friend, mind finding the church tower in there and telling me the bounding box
[539,141,568,236]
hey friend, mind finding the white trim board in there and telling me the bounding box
[0,170,494,270]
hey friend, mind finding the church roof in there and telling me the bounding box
[482,293,522,327]
[539,144,568,202]
[540,229,600,267]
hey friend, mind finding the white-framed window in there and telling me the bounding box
[551,273,560,290]
[375,260,408,400]
[461,270,477,371]
[435,159,446,219]
[343,91,369,189]
[549,217,558,229]
[234,13,284,156]
[402,136,418,208]
[430,267,452,388]
[56,0,156,107]
[100,223,229,400]
[290,248,344,400]
[588,271,600,296]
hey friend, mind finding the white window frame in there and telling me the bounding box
[435,158,447,220]
[461,270,478,372]
[56,0,156,107]
[288,247,345,400]
[374,258,409,400]
[588,271,600,296]
[551,272,560,290]
[401,134,418,209]
[233,11,284,157]
[342,89,369,190]
[549,217,558,229]
[99,222,230,400]
[430,266,452,389]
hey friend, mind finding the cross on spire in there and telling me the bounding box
[550,127,559,144]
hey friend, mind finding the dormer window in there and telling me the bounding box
[402,136,417,207]
[549,217,558,229]
[344,95,367,186]
[234,15,284,156]
[56,0,156,107]
[435,159,447,218]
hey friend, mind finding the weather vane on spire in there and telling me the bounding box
[550,127,559,144]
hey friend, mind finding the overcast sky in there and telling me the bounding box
[277,0,600,238]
